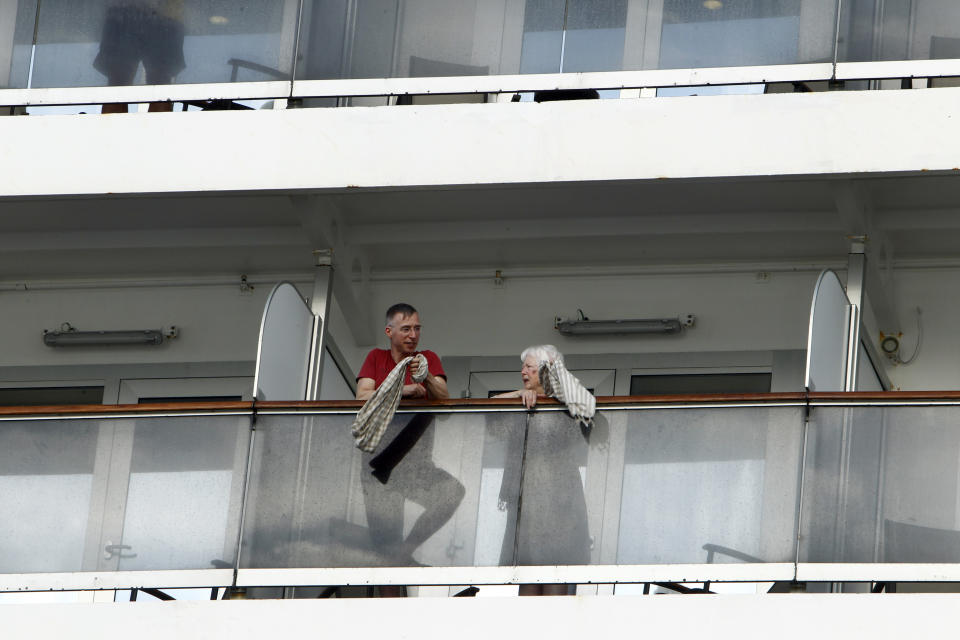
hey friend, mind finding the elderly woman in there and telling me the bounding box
[494,345,591,596]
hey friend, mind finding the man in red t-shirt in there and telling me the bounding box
[353,304,463,596]
[356,303,449,401]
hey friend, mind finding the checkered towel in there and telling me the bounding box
[539,359,596,426]
[352,354,429,453]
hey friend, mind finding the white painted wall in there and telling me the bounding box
[0,279,360,375]
[0,265,954,393]
[367,269,820,359]
[883,268,960,391]
[0,284,271,369]
[6,593,960,640]
[7,87,960,197]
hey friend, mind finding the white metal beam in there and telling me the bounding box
[346,212,841,246]
[292,196,375,346]
[8,592,960,640]
[0,82,290,107]
[832,182,900,334]
[0,227,305,252]
[0,569,233,592]
[237,564,795,587]
[291,63,835,98]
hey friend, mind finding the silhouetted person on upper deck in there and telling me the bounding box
[355,303,464,596]
[94,0,185,113]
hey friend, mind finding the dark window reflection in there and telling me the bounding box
[839,0,960,63]
[630,373,772,395]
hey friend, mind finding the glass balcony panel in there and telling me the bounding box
[240,412,525,568]
[653,0,838,69]
[115,416,250,571]
[614,407,805,564]
[838,0,960,63]
[0,1,38,89]
[801,406,960,563]
[0,419,98,573]
[242,405,804,569]
[0,414,250,574]
[29,0,296,89]
[561,0,628,72]
[519,0,566,74]
[505,411,593,565]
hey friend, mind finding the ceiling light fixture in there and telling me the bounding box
[555,313,695,336]
[43,323,178,347]
[703,0,723,9]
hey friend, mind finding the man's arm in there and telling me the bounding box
[418,350,449,399]
[422,372,449,399]
[356,378,376,401]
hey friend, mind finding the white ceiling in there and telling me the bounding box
[1,172,959,280]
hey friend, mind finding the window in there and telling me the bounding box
[630,373,771,395]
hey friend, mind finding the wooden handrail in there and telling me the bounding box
[2,390,960,417]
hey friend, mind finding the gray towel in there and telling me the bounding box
[539,359,596,426]
[351,354,428,453]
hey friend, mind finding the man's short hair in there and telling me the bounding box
[386,303,418,326]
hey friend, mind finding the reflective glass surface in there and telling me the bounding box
[241,412,525,568]
[0,419,98,572]
[562,0,628,72]
[299,0,518,80]
[115,416,250,571]
[0,1,38,89]
[242,406,805,568]
[25,402,960,577]
[838,0,960,62]
[0,415,249,573]
[297,0,839,82]
[613,407,804,564]
[29,0,296,88]
[656,0,837,69]
[801,406,960,563]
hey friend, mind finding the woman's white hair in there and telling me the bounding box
[520,344,564,366]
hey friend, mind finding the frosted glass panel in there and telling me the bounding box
[839,0,960,62]
[254,283,313,401]
[502,412,593,565]
[318,349,354,400]
[242,406,805,569]
[241,412,525,568]
[29,0,295,88]
[615,407,804,564]
[0,420,98,573]
[562,0,627,72]
[116,416,249,571]
[0,1,38,89]
[806,270,850,392]
[656,0,837,69]
[519,0,565,74]
[801,406,960,563]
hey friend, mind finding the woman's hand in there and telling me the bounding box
[492,388,541,408]
[519,389,538,409]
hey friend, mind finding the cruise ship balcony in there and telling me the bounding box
[6,2,960,634]
[3,392,960,587]
[5,393,960,631]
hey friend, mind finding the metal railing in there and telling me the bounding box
[7,0,960,109]
[2,392,960,593]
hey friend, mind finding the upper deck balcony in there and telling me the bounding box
[4,0,960,99]
[4,1,960,202]
[5,391,960,598]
